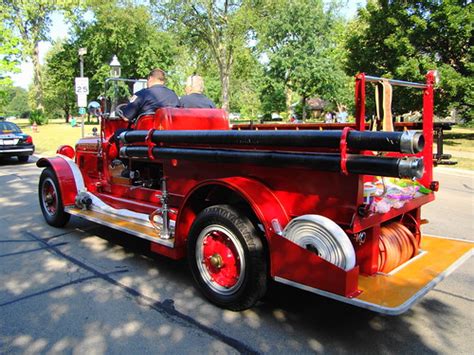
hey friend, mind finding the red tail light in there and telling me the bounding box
[25,135,33,144]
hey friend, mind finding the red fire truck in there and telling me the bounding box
[37,72,472,314]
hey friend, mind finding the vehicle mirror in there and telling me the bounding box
[88,101,101,117]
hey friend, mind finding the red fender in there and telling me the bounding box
[36,156,83,206]
[175,176,290,251]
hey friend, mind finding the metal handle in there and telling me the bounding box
[364,75,427,89]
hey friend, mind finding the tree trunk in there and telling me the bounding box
[302,95,307,121]
[31,41,43,110]
[64,106,70,123]
[285,86,293,115]
[220,69,230,112]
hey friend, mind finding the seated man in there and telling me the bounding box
[179,75,216,108]
[118,68,179,124]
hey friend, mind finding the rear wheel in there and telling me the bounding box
[39,168,70,227]
[17,155,29,163]
[188,205,267,311]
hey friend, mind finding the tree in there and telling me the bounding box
[42,1,178,119]
[0,19,21,112]
[43,40,77,121]
[1,1,58,109]
[156,0,256,111]
[256,0,352,119]
[346,0,473,121]
[2,86,30,117]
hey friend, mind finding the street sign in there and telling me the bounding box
[77,93,87,108]
[78,107,86,115]
[75,77,89,95]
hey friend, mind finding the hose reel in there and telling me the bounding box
[283,215,356,271]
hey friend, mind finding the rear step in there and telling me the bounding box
[65,207,174,248]
[275,235,472,315]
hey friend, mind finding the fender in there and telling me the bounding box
[175,176,290,247]
[36,155,85,206]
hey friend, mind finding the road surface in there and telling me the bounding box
[1,159,472,354]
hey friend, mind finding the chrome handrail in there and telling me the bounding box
[364,75,427,89]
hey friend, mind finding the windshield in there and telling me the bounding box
[0,122,21,134]
[104,78,147,118]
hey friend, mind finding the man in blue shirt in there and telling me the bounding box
[179,75,216,109]
[119,68,179,123]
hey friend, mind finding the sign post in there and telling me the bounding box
[75,76,89,137]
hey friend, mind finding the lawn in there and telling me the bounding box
[435,126,474,170]
[17,118,100,157]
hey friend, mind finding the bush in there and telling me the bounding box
[29,109,48,125]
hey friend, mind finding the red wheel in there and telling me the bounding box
[188,205,267,311]
[38,168,70,227]
[196,225,246,295]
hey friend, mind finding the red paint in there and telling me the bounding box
[202,230,240,288]
[150,242,185,260]
[420,71,435,188]
[57,145,75,159]
[36,156,78,206]
[340,127,354,175]
[355,73,366,131]
[271,234,360,297]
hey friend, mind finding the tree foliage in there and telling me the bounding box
[42,1,178,119]
[256,0,352,119]
[1,86,30,117]
[0,19,21,112]
[346,0,473,121]
[156,0,257,111]
[1,0,59,109]
[43,40,77,121]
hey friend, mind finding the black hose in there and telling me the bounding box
[119,146,424,178]
[119,129,424,154]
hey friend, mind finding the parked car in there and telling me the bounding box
[228,112,241,120]
[0,120,35,162]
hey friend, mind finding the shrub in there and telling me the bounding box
[29,109,48,125]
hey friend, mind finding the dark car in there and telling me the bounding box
[0,120,35,162]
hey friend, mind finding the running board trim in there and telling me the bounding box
[66,207,174,248]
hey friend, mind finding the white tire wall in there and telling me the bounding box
[283,215,356,271]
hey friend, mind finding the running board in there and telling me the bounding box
[66,207,174,248]
[275,235,473,315]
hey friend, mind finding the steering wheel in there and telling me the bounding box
[115,103,128,120]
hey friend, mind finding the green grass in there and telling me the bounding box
[445,157,474,170]
[442,127,474,151]
[17,118,100,157]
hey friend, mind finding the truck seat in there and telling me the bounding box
[135,108,230,131]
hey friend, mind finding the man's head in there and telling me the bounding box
[147,68,166,88]
[185,75,204,95]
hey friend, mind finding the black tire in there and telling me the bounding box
[187,204,267,311]
[38,168,70,227]
[17,155,29,163]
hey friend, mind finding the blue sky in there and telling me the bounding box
[12,0,366,89]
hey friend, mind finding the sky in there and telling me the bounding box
[11,0,366,89]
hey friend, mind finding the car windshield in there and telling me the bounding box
[0,122,21,134]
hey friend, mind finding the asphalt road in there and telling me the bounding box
[0,159,472,354]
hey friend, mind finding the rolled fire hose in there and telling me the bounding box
[283,215,356,271]
[378,222,418,273]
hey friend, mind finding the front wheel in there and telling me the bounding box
[188,205,267,311]
[38,168,70,227]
